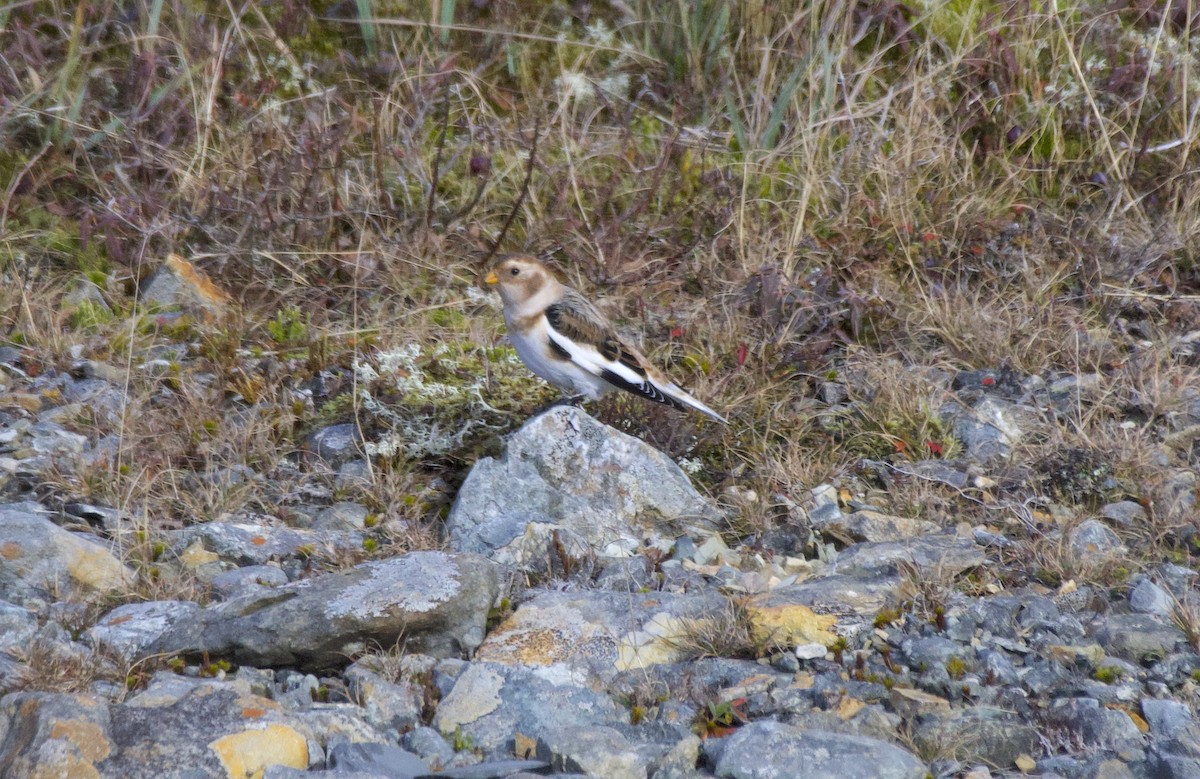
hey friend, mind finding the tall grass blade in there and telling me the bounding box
[355,0,377,57]
[439,0,455,45]
[147,0,164,38]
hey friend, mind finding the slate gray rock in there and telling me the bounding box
[169,521,364,568]
[1045,698,1145,753]
[535,724,654,778]
[0,601,37,654]
[1096,614,1186,663]
[712,721,926,779]
[445,407,721,569]
[1128,576,1174,618]
[1069,519,1127,564]
[88,600,202,658]
[433,661,626,753]
[0,505,136,607]
[152,552,498,671]
[308,422,365,467]
[1100,500,1146,528]
[404,726,459,771]
[1141,698,1200,757]
[911,706,1040,769]
[327,741,430,777]
[0,655,25,696]
[415,761,553,778]
[1147,751,1200,779]
[0,692,115,777]
[831,534,985,578]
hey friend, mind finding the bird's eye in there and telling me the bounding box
[510,267,520,276]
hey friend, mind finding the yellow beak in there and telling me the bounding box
[484,270,499,285]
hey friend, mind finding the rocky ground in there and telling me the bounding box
[1,321,1198,779]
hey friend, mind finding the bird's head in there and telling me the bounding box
[484,255,553,309]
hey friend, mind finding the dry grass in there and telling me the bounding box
[665,597,761,661]
[0,0,1197,594]
[10,636,116,695]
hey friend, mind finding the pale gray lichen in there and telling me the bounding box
[323,554,461,619]
[353,342,536,460]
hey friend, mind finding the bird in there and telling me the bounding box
[484,254,727,423]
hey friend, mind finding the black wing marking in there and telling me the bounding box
[598,368,689,412]
[547,335,572,361]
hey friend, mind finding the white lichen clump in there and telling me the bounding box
[355,343,522,460]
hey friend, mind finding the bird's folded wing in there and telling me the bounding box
[543,292,673,404]
[544,288,727,422]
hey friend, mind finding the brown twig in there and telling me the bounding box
[479,113,541,270]
[424,78,452,231]
[444,164,491,228]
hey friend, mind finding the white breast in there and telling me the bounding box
[505,314,610,399]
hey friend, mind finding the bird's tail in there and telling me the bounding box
[659,380,728,424]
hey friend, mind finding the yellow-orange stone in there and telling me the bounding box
[209,724,308,779]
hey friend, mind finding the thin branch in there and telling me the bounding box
[480,114,541,270]
[444,165,492,228]
[425,77,452,231]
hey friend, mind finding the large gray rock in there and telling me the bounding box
[151,552,498,671]
[1142,698,1200,757]
[0,692,115,777]
[1096,614,1186,663]
[88,600,202,658]
[1148,751,1200,779]
[327,741,430,777]
[433,661,626,752]
[535,725,655,779]
[168,521,364,568]
[445,407,721,569]
[102,685,310,778]
[417,761,555,778]
[910,706,1040,769]
[0,504,136,607]
[0,601,37,654]
[1128,576,1175,617]
[1069,519,1127,564]
[712,721,926,779]
[1045,698,1145,753]
[831,535,985,578]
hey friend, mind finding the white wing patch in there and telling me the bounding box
[546,323,727,423]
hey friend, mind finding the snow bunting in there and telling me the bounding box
[485,255,727,423]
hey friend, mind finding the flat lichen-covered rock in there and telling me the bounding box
[149,551,499,672]
[0,504,136,607]
[712,721,926,779]
[475,588,731,679]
